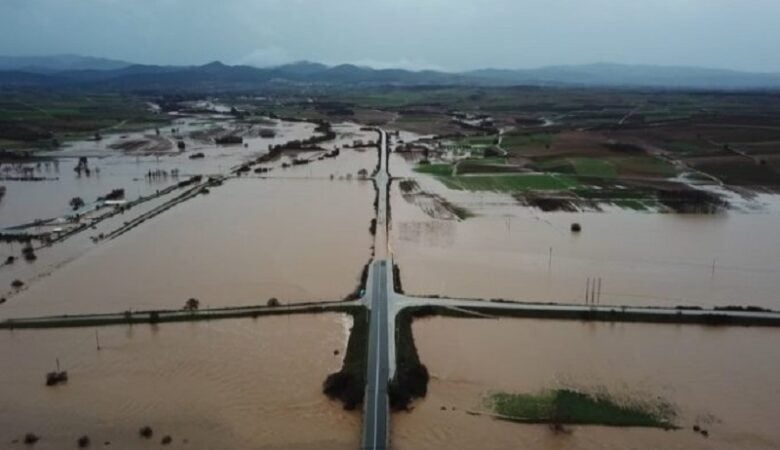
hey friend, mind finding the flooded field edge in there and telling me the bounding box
[2,118,380,317]
[0,313,361,450]
[391,314,780,450]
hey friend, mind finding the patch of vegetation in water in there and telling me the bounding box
[486,389,676,428]
[446,201,474,220]
[389,308,430,411]
[323,308,368,410]
[398,179,420,193]
[656,187,727,213]
[611,199,650,211]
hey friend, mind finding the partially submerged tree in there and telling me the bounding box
[77,435,90,448]
[22,245,36,261]
[139,426,153,439]
[183,298,200,311]
[69,197,85,211]
[45,370,68,386]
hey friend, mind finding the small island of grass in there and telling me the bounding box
[486,389,676,429]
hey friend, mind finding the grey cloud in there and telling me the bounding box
[1,0,779,72]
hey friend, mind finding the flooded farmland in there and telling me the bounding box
[0,116,319,229]
[393,317,780,450]
[391,150,780,309]
[262,122,379,179]
[0,314,359,449]
[0,112,379,318]
[3,89,780,450]
[1,177,373,318]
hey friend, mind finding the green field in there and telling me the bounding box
[415,160,578,192]
[487,389,675,428]
[456,135,498,147]
[0,92,167,147]
[501,132,556,151]
[537,157,617,178]
[414,163,455,177]
[536,156,677,179]
[439,173,578,192]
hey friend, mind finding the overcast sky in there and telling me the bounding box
[1,0,779,72]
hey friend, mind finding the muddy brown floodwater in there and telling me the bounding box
[0,314,359,449]
[263,122,379,180]
[2,177,373,318]
[0,117,317,229]
[393,317,780,450]
[391,153,780,308]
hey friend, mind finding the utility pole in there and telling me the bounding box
[548,247,553,272]
[585,278,591,305]
[597,278,602,305]
[95,330,101,351]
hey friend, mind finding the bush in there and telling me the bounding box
[161,435,172,445]
[24,433,40,445]
[22,246,36,262]
[69,197,85,211]
[139,426,153,439]
[45,370,68,386]
[183,298,200,311]
[77,435,90,448]
[323,372,363,410]
[323,309,368,409]
[398,179,419,193]
[11,279,24,289]
[389,309,429,410]
[571,223,582,233]
[267,298,280,307]
[389,363,429,411]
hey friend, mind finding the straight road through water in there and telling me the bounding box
[362,260,390,450]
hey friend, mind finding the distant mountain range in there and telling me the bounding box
[0,54,132,73]
[1,55,779,90]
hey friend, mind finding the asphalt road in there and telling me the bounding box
[362,260,389,450]
[391,295,780,326]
